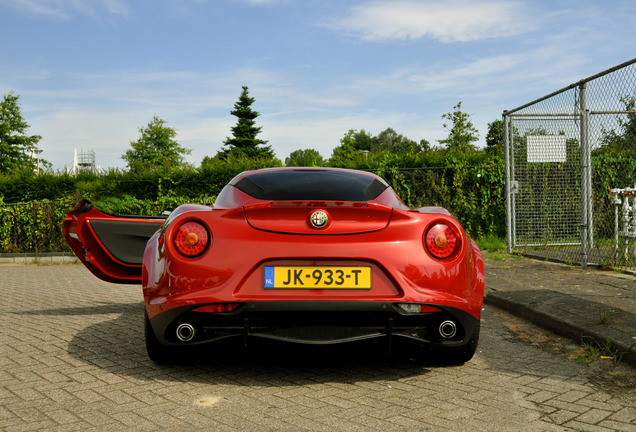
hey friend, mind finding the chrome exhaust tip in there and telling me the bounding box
[439,320,457,339]
[176,323,196,342]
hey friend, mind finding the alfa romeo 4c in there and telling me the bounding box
[64,168,484,364]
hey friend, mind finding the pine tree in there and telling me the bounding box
[217,86,274,159]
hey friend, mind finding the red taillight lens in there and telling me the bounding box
[173,221,209,257]
[192,303,239,313]
[425,223,458,259]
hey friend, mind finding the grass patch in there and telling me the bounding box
[475,234,506,252]
[475,234,523,261]
[575,336,627,365]
[591,310,615,326]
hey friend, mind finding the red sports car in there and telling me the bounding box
[64,168,484,364]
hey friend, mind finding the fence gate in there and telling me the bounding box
[507,110,583,248]
[504,58,636,268]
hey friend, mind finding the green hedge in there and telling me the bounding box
[5,149,631,255]
[0,199,73,254]
[0,157,284,253]
[0,156,285,203]
[0,154,507,254]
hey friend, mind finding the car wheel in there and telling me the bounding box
[457,319,480,363]
[442,319,480,365]
[144,311,174,364]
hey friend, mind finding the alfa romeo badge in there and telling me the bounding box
[310,210,328,228]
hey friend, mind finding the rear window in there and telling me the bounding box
[233,170,388,201]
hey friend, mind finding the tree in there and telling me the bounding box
[326,130,365,167]
[123,115,190,173]
[596,95,636,156]
[328,128,428,164]
[217,86,274,159]
[488,118,524,156]
[438,102,479,153]
[375,128,426,153]
[0,92,43,174]
[347,129,376,151]
[285,149,324,167]
[485,119,504,153]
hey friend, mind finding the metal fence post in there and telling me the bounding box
[510,118,517,248]
[585,116,593,250]
[504,112,512,253]
[579,82,589,268]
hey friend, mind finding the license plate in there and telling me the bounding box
[264,266,372,289]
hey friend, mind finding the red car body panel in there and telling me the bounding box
[142,203,483,319]
[243,202,393,234]
[64,201,164,284]
[64,167,485,362]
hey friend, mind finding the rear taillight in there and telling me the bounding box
[192,303,239,313]
[425,223,458,259]
[173,221,209,257]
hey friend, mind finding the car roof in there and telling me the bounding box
[230,167,385,182]
[229,168,390,202]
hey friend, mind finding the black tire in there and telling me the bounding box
[457,319,480,363]
[441,319,480,365]
[144,311,174,364]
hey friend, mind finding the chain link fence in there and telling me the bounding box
[504,57,636,268]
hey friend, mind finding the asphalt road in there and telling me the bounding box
[0,264,635,431]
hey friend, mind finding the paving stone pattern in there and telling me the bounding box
[0,264,635,431]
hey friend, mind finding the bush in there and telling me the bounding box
[0,198,73,253]
[0,153,505,253]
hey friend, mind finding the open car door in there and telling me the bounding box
[63,201,166,284]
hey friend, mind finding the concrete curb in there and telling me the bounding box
[0,253,79,264]
[485,290,636,367]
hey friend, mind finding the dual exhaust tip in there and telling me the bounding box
[176,320,458,342]
[176,323,196,342]
[438,320,457,339]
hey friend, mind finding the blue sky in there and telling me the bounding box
[1,0,634,170]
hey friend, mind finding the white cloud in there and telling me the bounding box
[343,44,592,105]
[0,0,129,20]
[329,0,533,42]
[19,49,573,170]
[20,67,283,117]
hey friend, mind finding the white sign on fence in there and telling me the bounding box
[526,135,567,163]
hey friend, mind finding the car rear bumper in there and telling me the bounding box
[148,300,480,348]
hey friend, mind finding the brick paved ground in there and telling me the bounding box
[1,264,635,431]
